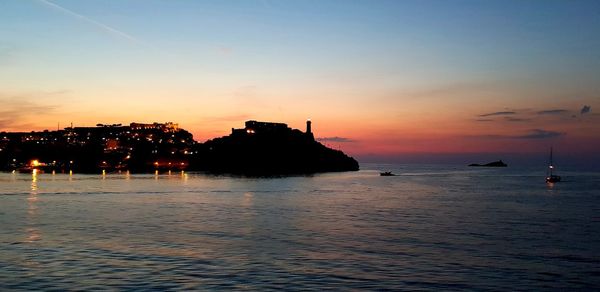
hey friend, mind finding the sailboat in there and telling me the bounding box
[546,147,561,183]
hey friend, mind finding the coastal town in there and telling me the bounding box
[0,120,358,175]
[0,122,195,173]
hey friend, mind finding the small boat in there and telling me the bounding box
[17,167,43,174]
[17,166,34,174]
[546,147,561,183]
[380,171,395,176]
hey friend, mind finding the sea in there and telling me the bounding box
[1,163,599,291]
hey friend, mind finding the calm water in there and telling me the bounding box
[1,164,599,290]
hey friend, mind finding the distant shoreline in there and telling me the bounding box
[0,120,359,175]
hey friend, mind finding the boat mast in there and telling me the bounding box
[549,147,554,176]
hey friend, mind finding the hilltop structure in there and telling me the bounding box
[231,120,290,135]
[0,120,359,175]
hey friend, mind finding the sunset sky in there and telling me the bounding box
[1,0,599,163]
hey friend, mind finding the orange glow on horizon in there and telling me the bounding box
[2,101,599,159]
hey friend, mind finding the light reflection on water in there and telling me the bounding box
[0,164,599,290]
[26,171,41,244]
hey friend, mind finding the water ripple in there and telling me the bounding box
[1,166,599,290]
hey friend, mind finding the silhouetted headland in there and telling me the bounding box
[468,160,507,167]
[0,120,359,176]
[194,120,358,175]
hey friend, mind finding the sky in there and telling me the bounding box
[1,0,599,165]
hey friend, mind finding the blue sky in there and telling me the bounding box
[1,0,599,161]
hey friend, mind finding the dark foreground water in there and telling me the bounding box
[1,164,599,290]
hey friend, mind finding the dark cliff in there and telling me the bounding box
[191,128,359,175]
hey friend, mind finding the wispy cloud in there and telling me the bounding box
[36,0,142,44]
[468,129,565,140]
[475,118,494,122]
[581,105,591,115]
[0,98,57,130]
[479,111,515,117]
[317,136,355,143]
[537,109,569,115]
[515,129,565,139]
[504,117,531,122]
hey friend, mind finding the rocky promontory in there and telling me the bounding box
[468,160,508,167]
[190,120,359,175]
